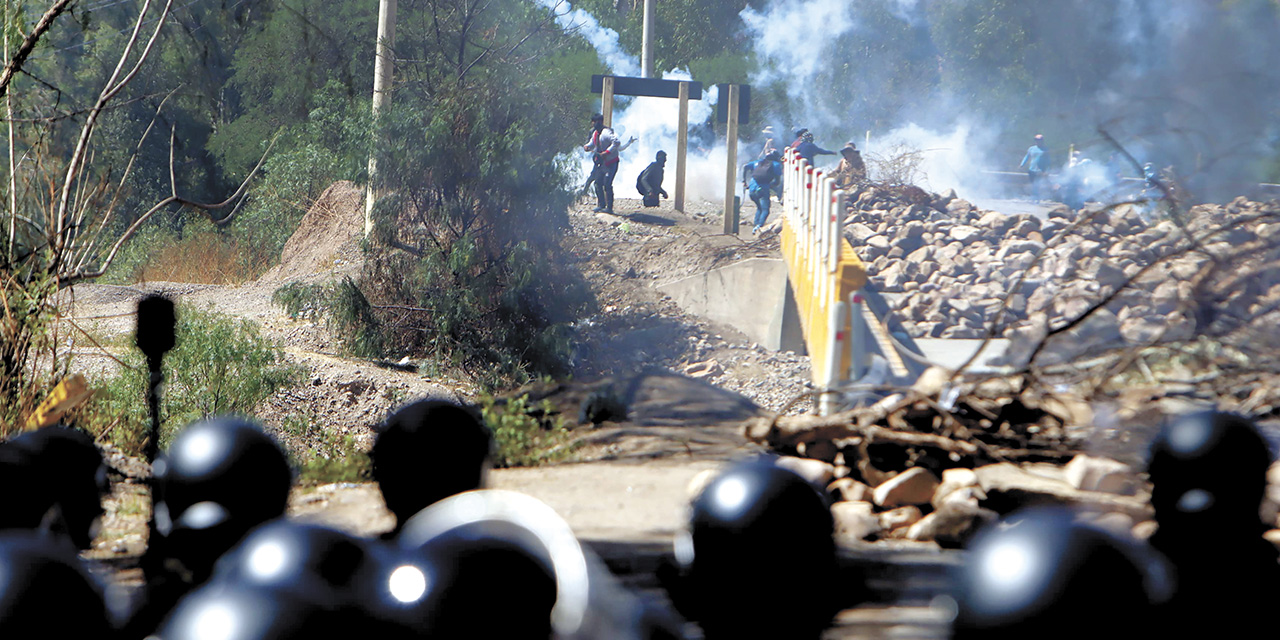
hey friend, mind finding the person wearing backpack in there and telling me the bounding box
[636,150,669,207]
[583,114,635,214]
[742,150,783,235]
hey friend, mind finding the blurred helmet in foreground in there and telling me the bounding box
[371,399,492,533]
[1147,410,1272,534]
[383,489,680,640]
[151,416,291,582]
[0,531,113,637]
[953,507,1156,638]
[0,425,108,549]
[676,457,838,639]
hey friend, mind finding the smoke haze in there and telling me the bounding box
[549,0,1280,204]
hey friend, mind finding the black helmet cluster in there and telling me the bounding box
[955,410,1280,636]
[157,521,386,639]
[669,457,838,639]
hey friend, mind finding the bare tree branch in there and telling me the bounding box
[0,0,76,101]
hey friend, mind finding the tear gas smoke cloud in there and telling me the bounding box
[541,0,729,204]
[534,0,640,77]
[740,0,1280,203]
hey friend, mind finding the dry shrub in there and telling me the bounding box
[866,143,926,187]
[138,230,271,284]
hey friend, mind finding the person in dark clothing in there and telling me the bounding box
[788,128,808,151]
[794,131,836,165]
[636,150,669,207]
[742,150,783,234]
[1020,133,1049,201]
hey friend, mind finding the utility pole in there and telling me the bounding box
[640,0,654,78]
[365,0,396,237]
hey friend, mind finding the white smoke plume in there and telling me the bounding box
[534,0,640,77]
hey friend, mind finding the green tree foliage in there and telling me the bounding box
[320,0,594,387]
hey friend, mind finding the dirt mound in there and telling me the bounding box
[261,181,364,283]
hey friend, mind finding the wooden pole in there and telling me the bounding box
[602,76,615,127]
[723,84,740,235]
[641,0,654,79]
[675,81,689,212]
[365,0,397,237]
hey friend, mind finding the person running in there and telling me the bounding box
[742,150,783,235]
[1020,133,1050,201]
[636,150,669,207]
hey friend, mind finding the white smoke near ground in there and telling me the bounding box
[536,1,734,204]
[738,0,1003,199]
[864,122,1003,197]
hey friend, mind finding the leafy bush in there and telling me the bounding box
[479,394,576,468]
[81,304,301,454]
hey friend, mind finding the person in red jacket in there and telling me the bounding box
[584,113,634,213]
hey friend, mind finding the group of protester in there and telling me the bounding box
[582,113,668,215]
[583,115,868,231]
[742,127,867,234]
[1020,133,1169,209]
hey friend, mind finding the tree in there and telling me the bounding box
[0,0,269,433]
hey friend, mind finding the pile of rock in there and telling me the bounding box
[737,384,1161,545]
[841,181,1280,368]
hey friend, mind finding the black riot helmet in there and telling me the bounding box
[1147,410,1272,533]
[371,399,492,533]
[383,489,681,640]
[156,582,357,640]
[150,416,291,582]
[953,507,1157,638]
[677,457,838,639]
[0,531,114,637]
[211,520,381,611]
[0,425,108,549]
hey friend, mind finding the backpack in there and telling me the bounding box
[751,161,775,186]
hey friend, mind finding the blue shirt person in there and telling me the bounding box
[742,150,783,234]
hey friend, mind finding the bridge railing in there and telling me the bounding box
[779,149,869,414]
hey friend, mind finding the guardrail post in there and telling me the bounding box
[849,292,866,380]
[820,300,848,415]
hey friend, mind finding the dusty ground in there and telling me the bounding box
[67,189,952,637]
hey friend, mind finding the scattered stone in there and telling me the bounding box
[879,505,924,531]
[776,456,836,488]
[1064,455,1139,495]
[873,467,941,508]
[906,501,996,546]
[828,477,873,503]
[832,501,882,540]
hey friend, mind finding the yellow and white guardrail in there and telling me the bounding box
[779,149,871,414]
